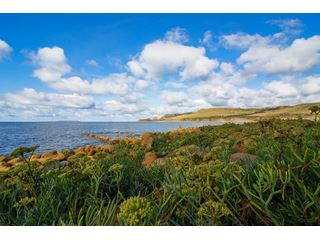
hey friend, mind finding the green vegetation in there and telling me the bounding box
[143,103,320,122]
[0,119,320,225]
[309,105,320,122]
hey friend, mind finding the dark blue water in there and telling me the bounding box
[0,122,223,155]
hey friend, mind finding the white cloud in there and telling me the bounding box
[100,100,147,114]
[200,30,213,45]
[127,40,218,80]
[135,79,150,89]
[237,35,320,74]
[200,30,215,51]
[301,76,320,96]
[31,47,136,96]
[220,62,235,75]
[50,73,134,96]
[31,46,71,82]
[161,90,188,105]
[4,88,94,109]
[86,59,98,66]
[164,27,189,43]
[220,32,270,49]
[267,18,303,35]
[165,81,185,88]
[264,81,298,98]
[0,39,12,61]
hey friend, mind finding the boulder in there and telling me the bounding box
[140,132,155,149]
[42,151,57,159]
[229,153,257,163]
[143,152,157,167]
[0,156,8,162]
[83,133,110,142]
[87,148,96,156]
[75,147,87,155]
[38,151,66,163]
[122,137,139,145]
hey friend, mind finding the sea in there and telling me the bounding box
[0,121,223,155]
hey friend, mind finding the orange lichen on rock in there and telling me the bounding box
[143,152,157,167]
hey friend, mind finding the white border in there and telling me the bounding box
[0,0,319,239]
[0,226,319,240]
[0,0,319,13]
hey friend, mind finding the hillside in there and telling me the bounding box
[142,103,319,122]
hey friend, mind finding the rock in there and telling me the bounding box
[0,156,8,162]
[55,152,66,161]
[83,133,110,142]
[96,145,114,153]
[143,152,157,167]
[229,153,257,163]
[75,147,87,155]
[122,137,139,145]
[37,151,65,164]
[8,157,23,165]
[87,148,96,156]
[42,151,57,159]
[140,132,155,149]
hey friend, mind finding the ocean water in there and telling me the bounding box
[0,121,223,155]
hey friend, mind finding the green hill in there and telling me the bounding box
[142,103,320,122]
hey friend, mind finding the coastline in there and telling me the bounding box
[0,118,319,225]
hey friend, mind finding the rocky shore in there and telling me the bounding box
[0,127,257,173]
[0,132,163,172]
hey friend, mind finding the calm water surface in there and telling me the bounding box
[0,121,223,155]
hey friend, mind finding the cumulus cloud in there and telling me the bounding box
[161,90,188,105]
[0,39,12,61]
[127,40,218,80]
[4,88,94,109]
[220,32,270,49]
[30,46,137,96]
[264,81,298,98]
[220,62,235,75]
[237,35,320,74]
[99,100,147,114]
[50,73,135,96]
[31,46,71,82]
[301,76,320,96]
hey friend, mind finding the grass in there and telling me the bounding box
[147,103,319,121]
[0,118,319,225]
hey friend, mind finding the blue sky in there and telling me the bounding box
[0,14,320,121]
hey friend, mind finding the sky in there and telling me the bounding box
[0,14,320,121]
